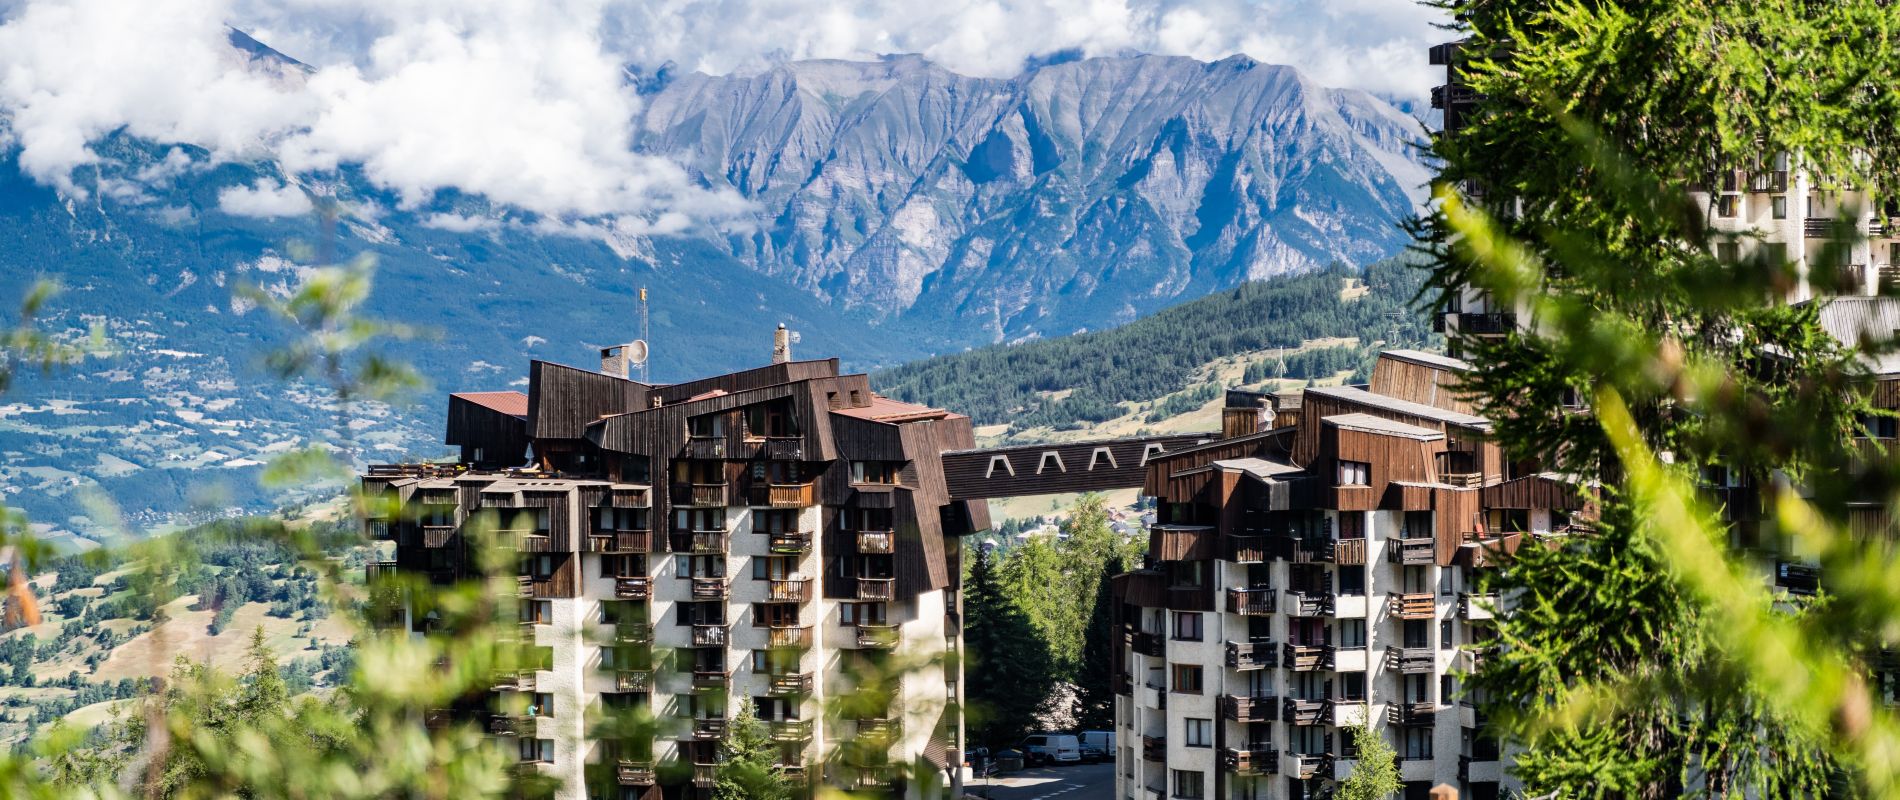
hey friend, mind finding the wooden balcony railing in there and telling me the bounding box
[855,577,895,601]
[365,561,399,583]
[856,717,900,741]
[1387,592,1435,620]
[1387,702,1436,726]
[691,624,729,647]
[1226,535,1273,563]
[616,760,655,786]
[614,623,653,646]
[497,528,556,553]
[1283,536,1328,564]
[685,436,727,459]
[757,483,815,508]
[856,530,895,554]
[1141,736,1166,762]
[692,670,731,691]
[1219,694,1279,723]
[768,673,814,696]
[1749,170,1788,193]
[488,714,532,736]
[691,577,729,600]
[1282,699,1329,726]
[680,483,727,507]
[422,525,456,548]
[1388,537,1435,565]
[1458,592,1496,620]
[492,670,537,692]
[1331,538,1367,565]
[1286,753,1332,780]
[1283,591,1335,617]
[1221,747,1279,776]
[855,624,899,649]
[587,530,651,553]
[1283,644,1334,672]
[692,764,717,788]
[767,578,812,603]
[691,718,728,739]
[614,669,651,692]
[1226,587,1276,616]
[1128,630,1164,657]
[769,720,814,742]
[1385,646,1435,673]
[1223,639,1274,670]
[615,576,652,600]
[768,531,812,554]
[683,531,727,554]
[767,625,813,649]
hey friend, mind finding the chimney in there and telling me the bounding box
[772,324,792,364]
[601,345,628,379]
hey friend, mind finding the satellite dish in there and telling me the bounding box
[626,340,649,365]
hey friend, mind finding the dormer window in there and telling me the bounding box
[688,414,724,438]
[851,461,899,485]
[1336,460,1370,486]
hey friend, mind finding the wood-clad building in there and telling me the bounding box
[1112,350,1589,800]
[365,343,983,800]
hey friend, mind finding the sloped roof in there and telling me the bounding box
[832,394,953,423]
[1212,457,1305,480]
[1808,295,1900,374]
[1323,412,1446,441]
[1381,349,1472,372]
[452,391,529,418]
[1307,385,1491,431]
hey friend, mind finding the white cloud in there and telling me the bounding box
[218,177,314,217]
[0,0,1446,227]
[421,212,498,233]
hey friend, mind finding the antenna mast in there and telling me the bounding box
[639,287,650,384]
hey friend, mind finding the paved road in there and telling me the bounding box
[963,762,1115,800]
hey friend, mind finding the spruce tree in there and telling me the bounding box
[1070,562,1117,731]
[963,545,1055,748]
[713,700,790,800]
[1333,724,1399,800]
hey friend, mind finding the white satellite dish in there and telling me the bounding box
[626,339,649,365]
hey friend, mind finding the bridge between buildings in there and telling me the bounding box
[940,431,1219,502]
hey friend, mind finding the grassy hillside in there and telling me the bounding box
[873,258,1436,433]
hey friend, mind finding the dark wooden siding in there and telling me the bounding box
[1369,353,1474,415]
[945,432,1218,501]
[527,361,648,440]
[444,395,531,468]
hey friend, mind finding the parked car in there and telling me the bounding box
[1078,730,1116,756]
[1077,742,1106,763]
[1018,733,1083,766]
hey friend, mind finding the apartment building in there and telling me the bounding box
[361,338,987,800]
[1110,349,1588,800]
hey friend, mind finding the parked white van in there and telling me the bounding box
[1078,730,1115,760]
[1018,733,1083,765]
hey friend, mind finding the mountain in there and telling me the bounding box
[0,44,1429,540]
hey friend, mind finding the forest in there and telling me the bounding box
[873,257,1435,432]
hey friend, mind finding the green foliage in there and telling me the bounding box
[962,544,1056,748]
[1335,723,1399,800]
[995,495,1142,676]
[1144,382,1220,423]
[876,260,1436,432]
[1420,0,1900,795]
[713,701,791,800]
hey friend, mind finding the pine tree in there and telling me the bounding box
[963,545,1056,748]
[1070,562,1117,730]
[1334,724,1399,800]
[713,700,790,800]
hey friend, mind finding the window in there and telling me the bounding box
[1717,194,1739,217]
[1338,619,1366,649]
[851,461,898,484]
[1336,460,1370,486]
[1184,718,1212,748]
[519,600,551,625]
[1772,195,1788,219]
[1339,671,1367,702]
[529,692,553,717]
[1172,612,1202,642]
[753,603,799,628]
[753,509,797,534]
[841,602,887,626]
[1441,674,1456,705]
[1716,241,1740,263]
[674,507,725,532]
[1337,512,1365,539]
[600,554,643,578]
[519,738,553,763]
[687,414,724,437]
[1337,566,1365,597]
[674,555,725,579]
[1404,620,1429,649]
[1173,769,1205,799]
[1402,727,1433,760]
[752,556,794,581]
[1170,664,1203,694]
[1440,620,1455,649]
[519,555,554,580]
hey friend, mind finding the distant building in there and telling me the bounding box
[362,337,987,800]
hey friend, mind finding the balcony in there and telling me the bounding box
[693,764,717,788]
[1385,646,1435,673]
[1219,694,1279,723]
[1114,673,1134,696]
[680,483,727,507]
[685,436,727,459]
[1282,699,1329,726]
[768,673,814,696]
[1283,536,1328,564]
[615,576,652,600]
[1458,592,1495,620]
[1388,537,1434,565]
[1221,747,1279,776]
[856,530,895,554]
[769,719,814,742]
[855,624,899,649]
[492,670,537,692]
[691,624,729,647]
[488,714,532,736]
[587,530,651,553]
[1283,591,1335,617]
[1749,170,1789,193]
[1141,736,1166,762]
[1222,534,1269,563]
[683,531,728,554]
[1776,562,1820,596]
[1225,640,1275,671]
[1457,312,1516,335]
[692,670,732,691]
[614,669,652,692]
[614,623,654,646]
[1387,592,1435,620]
[365,561,399,583]
[1388,702,1436,726]
[1286,753,1332,780]
[616,760,655,786]
[1283,644,1334,671]
[767,578,812,603]
[691,577,730,600]
[768,531,813,555]
[1128,630,1164,657]
[855,577,895,601]
[767,625,813,649]
[1332,538,1367,565]
[691,718,729,739]
[422,525,455,548]
[856,717,900,742]
[1225,587,1276,616]
[754,482,816,508]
